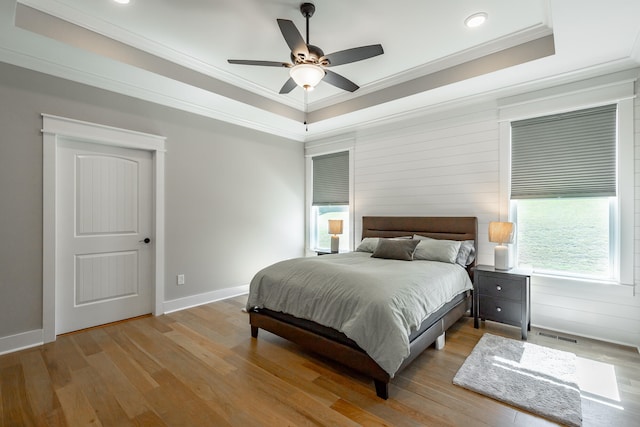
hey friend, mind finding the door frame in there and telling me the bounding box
[42,114,166,343]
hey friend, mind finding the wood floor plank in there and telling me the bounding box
[104,323,164,378]
[91,328,160,394]
[85,351,154,420]
[0,364,38,427]
[131,410,167,426]
[2,294,639,426]
[331,398,394,426]
[232,339,340,406]
[19,350,64,424]
[72,332,103,357]
[69,365,132,427]
[145,369,233,427]
[55,382,102,427]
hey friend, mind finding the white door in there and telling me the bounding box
[56,139,153,334]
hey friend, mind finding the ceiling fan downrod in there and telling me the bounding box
[300,2,315,45]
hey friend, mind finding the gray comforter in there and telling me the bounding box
[246,252,473,376]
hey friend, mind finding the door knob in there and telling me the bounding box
[139,237,151,244]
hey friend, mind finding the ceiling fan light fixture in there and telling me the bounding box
[465,12,488,28]
[289,63,325,91]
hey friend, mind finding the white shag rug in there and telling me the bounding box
[453,333,582,427]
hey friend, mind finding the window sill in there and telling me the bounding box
[530,271,635,297]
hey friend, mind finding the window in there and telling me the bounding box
[514,198,613,278]
[311,205,350,251]
[311,151,350,251]
[510,104,617,280]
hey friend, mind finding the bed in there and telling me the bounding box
[246,216,478,399]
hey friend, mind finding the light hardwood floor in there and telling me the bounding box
[1,295,639,426]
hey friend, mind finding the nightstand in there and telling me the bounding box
[315,249,349,256]
[315,250,333,256]
[473,264,532,339]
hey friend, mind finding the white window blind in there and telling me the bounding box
[312,151,349,205]
[511,104,617,199]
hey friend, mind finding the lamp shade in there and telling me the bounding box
[289,64,325,91]
[488,221,515,244]
[328,219,343,235]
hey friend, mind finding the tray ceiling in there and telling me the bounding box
[1,0,639,141]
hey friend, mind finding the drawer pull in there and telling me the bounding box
[496,307,502,312]
[496,285,502,291]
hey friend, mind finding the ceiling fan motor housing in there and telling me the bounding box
[292,44,326,65]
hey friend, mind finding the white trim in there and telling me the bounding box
[304,155,313,256]
[617,98,635,286]
[163,285,250,314]
[497,71,637,286]
[42,114,166,343]
[0,329,43,356]
[304,137,356,253]
[41,114,167,151]
[530,321,637,350]
[498,121,511,221]
[304,135,356,157]
[348,145,356,249]
[533,274,635,297]
[153,150,166,317]
[498,70,637,121]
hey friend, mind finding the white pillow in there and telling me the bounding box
[413,235,475,266]
[413,238,462,264]
[356,237,379,253]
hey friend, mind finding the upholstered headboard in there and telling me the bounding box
[361,216,478,277]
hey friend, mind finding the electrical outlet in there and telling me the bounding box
[177,274,185,285]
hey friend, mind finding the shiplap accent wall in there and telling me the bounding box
[307,72,640,348]
[351,103,500,266]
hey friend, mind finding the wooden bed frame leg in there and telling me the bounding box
[374,380,389,399]
[435,332,445,350]
[251,326,259,338]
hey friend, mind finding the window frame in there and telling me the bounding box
[498,74,634,285]
[304,139,355,255]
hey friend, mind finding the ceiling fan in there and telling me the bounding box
[228,2,384,94]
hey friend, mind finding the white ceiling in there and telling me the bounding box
[1,0,639,141]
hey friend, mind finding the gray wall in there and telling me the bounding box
[0,62,305,339]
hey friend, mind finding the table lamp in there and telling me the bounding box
[489,221,515,270]
[328,219,343,253]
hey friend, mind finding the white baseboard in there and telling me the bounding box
[0,329,44,356]
[163,284,250,314]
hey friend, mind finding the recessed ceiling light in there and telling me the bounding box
[113,0,130,4]
[465,12,488,28]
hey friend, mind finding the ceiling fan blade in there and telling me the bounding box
[323,70,359,92]
[322,44,384,67]
[279,77,297,94]
[227,59,291,67]
[277,19,309,57]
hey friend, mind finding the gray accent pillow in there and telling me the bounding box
[356,236,412,253]
[371,238,420,261]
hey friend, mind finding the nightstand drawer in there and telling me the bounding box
[479,297,522,326]
[477,275,523,300]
